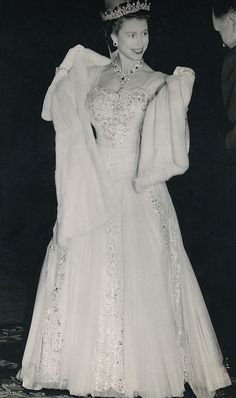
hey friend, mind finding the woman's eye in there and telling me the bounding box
[127,33,136,38]
[143,31,148,36]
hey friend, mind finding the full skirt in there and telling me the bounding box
[17,177,231,398]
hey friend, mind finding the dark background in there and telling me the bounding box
[0,0,235,372]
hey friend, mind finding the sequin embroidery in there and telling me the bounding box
[87,87,150,146]
[146,186,191,383]
[93,217,125,394]
[39,243,68,383]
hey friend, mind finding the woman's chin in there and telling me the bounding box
[128,52,144,61]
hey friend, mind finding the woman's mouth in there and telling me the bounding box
[132,49,143,54]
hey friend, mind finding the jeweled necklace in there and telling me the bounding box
[112,57,143,90]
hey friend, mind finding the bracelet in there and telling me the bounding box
[55,66,70,74]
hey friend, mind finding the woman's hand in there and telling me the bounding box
[57,45,110,72]
[57,44,85,72]
[172,66,195,109]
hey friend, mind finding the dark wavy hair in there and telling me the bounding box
[213,0,236,17]
[103,10,150,52]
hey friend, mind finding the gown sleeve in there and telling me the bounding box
[135,67,195,191]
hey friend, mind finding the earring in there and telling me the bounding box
[113,41,118,47]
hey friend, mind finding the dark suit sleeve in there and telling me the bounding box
[222,47,236,133]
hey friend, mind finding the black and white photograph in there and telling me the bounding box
[0,1,235,397]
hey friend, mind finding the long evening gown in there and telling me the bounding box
[18,76,231,398]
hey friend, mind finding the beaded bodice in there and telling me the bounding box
[87,86,151,148]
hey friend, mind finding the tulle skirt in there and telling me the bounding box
[17,161,231,398]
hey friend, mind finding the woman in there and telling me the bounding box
[17,1,231,397]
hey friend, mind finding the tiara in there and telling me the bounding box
[101,0,151,21]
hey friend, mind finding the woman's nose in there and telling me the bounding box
[136,35,144,48]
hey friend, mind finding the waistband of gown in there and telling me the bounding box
[96,141,140,153]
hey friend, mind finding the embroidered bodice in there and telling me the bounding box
[87,86,152,148]
[86,79,166,183]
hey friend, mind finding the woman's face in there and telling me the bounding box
[212,11,236,48]
[111,18,149,61]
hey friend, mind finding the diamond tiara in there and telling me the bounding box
[101,0,151,21]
